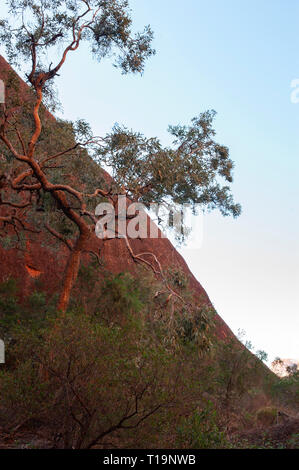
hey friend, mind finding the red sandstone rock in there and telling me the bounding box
[0,55,234,340]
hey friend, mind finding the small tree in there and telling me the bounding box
[0,0,241,311]
[0,308,180,448]
[214,331,268,413]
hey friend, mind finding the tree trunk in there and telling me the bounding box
[58,232,89,312]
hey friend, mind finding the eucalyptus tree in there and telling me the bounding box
[0,0,241,311]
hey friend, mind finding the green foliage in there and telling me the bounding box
[168,267,188,290]
[256,407,277,426]
[176,305,215,355]
[200,331,270,414]
[0,307,177,448]
[287,433,299,449]
[0,278,57,342]
[0,359,50,419]
[177,401,228,449]
[0,0,155,76]
[77,261,100,287]
[97,272,145,318]
[255,349,268,363]
[242,411,255,428]
[0,232,26,251]
[0,271,223,448]
[97,112,241,221]
[0,273,293,449]
[270,370,299,409]
[0,277,18,296]
[0,1,240,255]
[0,84,108,252]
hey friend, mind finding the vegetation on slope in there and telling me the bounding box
[0,0,240,312]
[0,1,297,450]
[0,271,297,449]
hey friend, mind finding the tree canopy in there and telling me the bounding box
[0,0,155,75]
[0,0,241,311]
[97,111,241,217]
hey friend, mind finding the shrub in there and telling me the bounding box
[176,401,228,449]
[287,433,299,449]
[0,279,57,343]
[270,371,299,410]
[0,308,179,449]
[256,407,277,427]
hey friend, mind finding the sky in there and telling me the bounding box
[2,0,299,363]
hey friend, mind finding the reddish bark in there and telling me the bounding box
[57,231,90,312]
[0,55,234,339]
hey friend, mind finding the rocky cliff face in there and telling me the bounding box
[0,54,234,340]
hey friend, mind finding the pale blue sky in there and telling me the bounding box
[2,0,299,362]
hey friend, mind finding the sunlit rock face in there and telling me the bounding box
[271,359,299,377]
